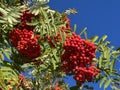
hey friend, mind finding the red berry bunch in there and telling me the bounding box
[73,67,100,86]
[61,32,99,86]
[17,37,40,59]
[21,9,34,22]
[9,28,41,59]
[9,28,33,47]
[18,9,35,31]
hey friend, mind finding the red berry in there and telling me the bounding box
[9,29,41,59]
[61,32,99,86]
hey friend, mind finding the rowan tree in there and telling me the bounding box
[0,0,120,90]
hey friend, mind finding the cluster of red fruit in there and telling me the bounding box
[19,9,35,30]
[9,28,41,59]
[61,32,100,86]
[73,67,100,86]
[9,10,40,59]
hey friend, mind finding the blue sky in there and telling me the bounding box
[49,0,120,48]
[48,0,120,90]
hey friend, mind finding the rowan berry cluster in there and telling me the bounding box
[9,28,33,47]
[61,32,100,86]
[73,67,100,86]
[9,28,41,59]
[15,9,35,31]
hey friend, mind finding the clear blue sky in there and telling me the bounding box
[48,0,120,90]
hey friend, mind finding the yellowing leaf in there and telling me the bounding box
[100,77,106,88]
[104,79,111,89]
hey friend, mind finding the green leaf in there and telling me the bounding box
[84,31,88,40]
[7,16,13,24]
[1,49,10,60]
[79,27,87,35]
[99,35,107,44]
[0,7,8,16]
[50,12,54,24]
[40,64,47,69]
[10,12,21,18]
[0,66,18,81]
[112,78,120,82]
[73,24,77,32]
[52,49,59,63]
[34,9,40,15]
[104,41,110,47]
[112,50,120,58]
[0,20,6,23]
[63,32,66,44]
[51,58,56,70]
[89,36,99,42]
[27,21,39,26]
[110,59,115,72]
[9,16,18,23]
[104,79,111,89]
[0,69,7,90]
[41,7,48,19]
[41,48,51,57]
[92,58,98,63]
[60,30,64,44]
[21,63,33,68]
[104,50,111,68]
[100,77,106,88]
[53,25,57,36]
[112,72,120,77]
[1,53,4,60]
[99,54,103,68]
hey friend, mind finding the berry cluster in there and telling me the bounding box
[61,32,99,86]
[9,28,41,59]
[16,9,35,31]
[9,28,33,47]
[73,67,100,86]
